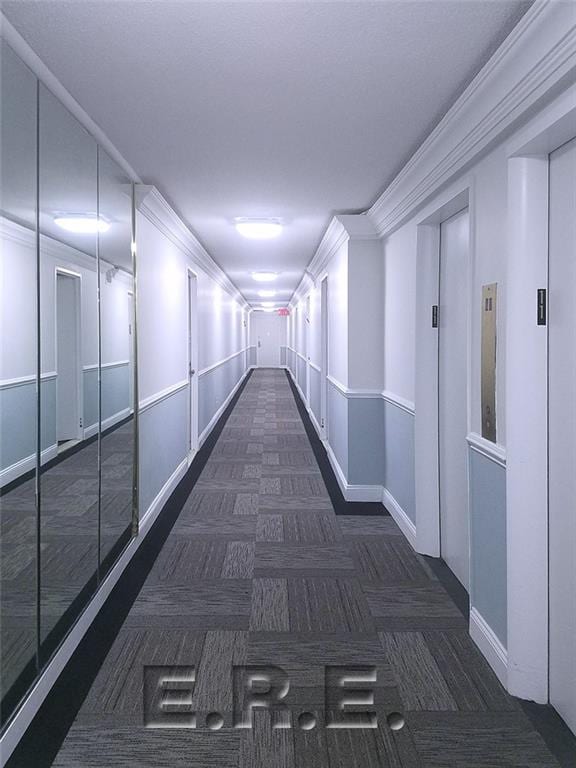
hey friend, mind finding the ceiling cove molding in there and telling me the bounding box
[290,213,378,308]
[367,0,576,236]
[135,186,249,310]
[0,14,141,184]
[0,215,119,272]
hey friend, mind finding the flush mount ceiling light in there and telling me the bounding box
[251,271,278,283]
[235,218,282,239]
[54,214,110,234]
[258,289,276,298]
[262,307,275,313]
[261,301,275,307]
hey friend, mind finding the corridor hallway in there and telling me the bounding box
[18,369,559,768]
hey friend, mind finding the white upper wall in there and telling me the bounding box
[382,225,417,403]
[137,208,248,403]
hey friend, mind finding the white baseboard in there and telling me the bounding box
[0,454,188,765]
[469,607,508,688]
[84,407,132,439]
[140,456,188,529]
[382,488,417,549]
[289,367,384,505]
[0,444,58,488]
[198,369,249,447]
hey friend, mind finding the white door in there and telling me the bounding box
[254,313,281,366]
[187,271,198,455]
[438,208,470,590]
[56,271,81,442]
[548,136,576,735]
[320,277,328,439]
[305,295,311,403]
[128,291,134,411]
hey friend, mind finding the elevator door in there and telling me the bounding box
[549,136,576,735]
[439,208,470,590]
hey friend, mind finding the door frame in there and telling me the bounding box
[305,294,311,403]
[320,274,329,440]
[187,267,199,460]
[414,181,474,560]
[506,87,576,705]
[55,267,83,443]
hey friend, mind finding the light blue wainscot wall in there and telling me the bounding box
[308,365,321,426]
[347,397,385,487]
[139,384,188,515]
[83,366,99,431]
[297,354,307,396]
[0,374,56,485]
[288,348,296,378]
[101,362,130,424]
[198,351,246,438]
[469,445,507,647]
[383,399,415,522]
[326,380,348,478]
[337,393,415,523]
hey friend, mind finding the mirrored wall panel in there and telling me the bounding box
[38,83,100,656]
[0,39,40,724]
[0,42,137,728]
[97,149,135,574]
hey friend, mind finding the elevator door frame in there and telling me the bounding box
[414,182,474,564]
[438,208,471,591]
[506,89,576,707]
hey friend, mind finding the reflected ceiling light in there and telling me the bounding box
[235,218,282,239]
[261,301,275,307]
[54,214,110,234]
[251,271,277,283]
[258,289,276,298]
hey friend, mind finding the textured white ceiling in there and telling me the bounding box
[3,1,532,305]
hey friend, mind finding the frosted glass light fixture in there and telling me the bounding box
[235,218,282,239]
[54,214,110,233]
[258,289,276,298]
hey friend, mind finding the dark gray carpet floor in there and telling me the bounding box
[48,370,560,767]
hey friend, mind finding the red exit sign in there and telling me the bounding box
[278,308,290,316]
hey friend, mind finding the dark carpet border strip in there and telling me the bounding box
[5,371,253,768]
[423,554,576,767]
[284,369,388,516]
[422,554,469,619]
[520,700,576,768]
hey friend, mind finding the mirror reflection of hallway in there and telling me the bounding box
[56,271,81,449]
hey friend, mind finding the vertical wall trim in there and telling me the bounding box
[506,156,549,703]
[131,183,140,537]
[34,76,41,670]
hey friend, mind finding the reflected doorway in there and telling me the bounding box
[56,270,82,451]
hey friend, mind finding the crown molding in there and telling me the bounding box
[290,213,378,307]
[367,0,576,236]
[0,215,129,274]
[0,14,140,184]
[135,186,249,310]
